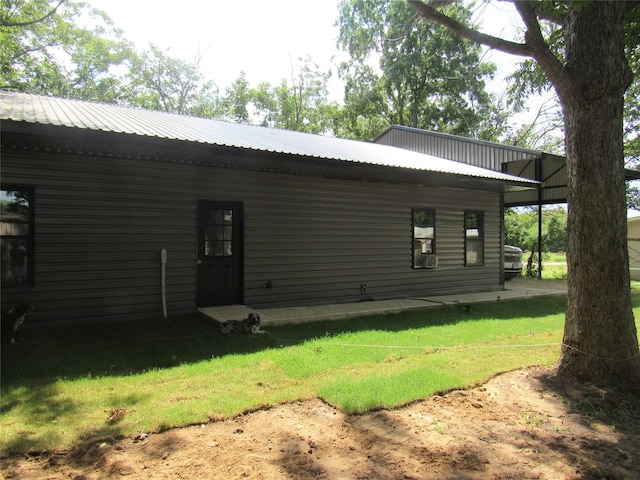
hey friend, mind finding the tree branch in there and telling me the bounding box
[513,1,568,87]
[407,0,532,57]
[530,0,566,26]
[535,11,564,26]
[407,0,569,90]
[1,0,66,28]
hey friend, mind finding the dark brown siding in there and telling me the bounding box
[1,146,502,325]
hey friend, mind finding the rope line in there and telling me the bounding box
[560,343,640,362]
[332,342,640,362]
[334,342,561,350]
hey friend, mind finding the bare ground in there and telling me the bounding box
[2,367,639,480]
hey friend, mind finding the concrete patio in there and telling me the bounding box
[198,278,567,327]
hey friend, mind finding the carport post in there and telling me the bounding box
[537,157,543,279]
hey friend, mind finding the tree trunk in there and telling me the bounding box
[407,0,640,390]
[557,2,640,388]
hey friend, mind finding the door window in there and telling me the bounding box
[205,209,233,257]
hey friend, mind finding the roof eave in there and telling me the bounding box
[1,119,538,192]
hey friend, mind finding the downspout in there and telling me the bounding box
[161,249,168,318]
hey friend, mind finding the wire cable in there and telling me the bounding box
[331,342,640,363]
[560,343,640,363]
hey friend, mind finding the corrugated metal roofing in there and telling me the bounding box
[374,125,568,205]
[375,125,544,167]
[0,91,538,187]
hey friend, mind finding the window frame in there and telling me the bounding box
[412,208,436,269]
[464,210,484,267]
[1,185,35,288]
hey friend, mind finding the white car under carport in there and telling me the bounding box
[504,245,524,280]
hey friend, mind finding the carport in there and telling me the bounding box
[502,153,640,275]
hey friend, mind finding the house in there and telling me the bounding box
[628,215,640,281]
[1,91,538,325]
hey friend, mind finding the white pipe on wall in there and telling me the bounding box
[161,249,168,318]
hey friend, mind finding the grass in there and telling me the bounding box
[543,255,568,280]
[522,251,568,280]
[545,252,567,264]
[531,252,640,286]
[2,294,639,456]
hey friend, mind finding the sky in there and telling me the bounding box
[85,0,525,102]
[86,0,348,100]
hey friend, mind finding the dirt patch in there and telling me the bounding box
[2,367,639,479]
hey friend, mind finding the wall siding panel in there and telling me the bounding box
[1,147,503,325]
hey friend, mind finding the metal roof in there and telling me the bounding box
[376,125,563,204]
[376,125,542,171]
[0,91,538,188]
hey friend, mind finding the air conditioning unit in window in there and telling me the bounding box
[424,255,438,269]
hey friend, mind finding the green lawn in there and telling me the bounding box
[543,252,568,279]
[521,251,567,279]
[545,252,567,263]
[527,252,639,283]
[2,294,639,456]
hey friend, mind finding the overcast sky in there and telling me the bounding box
[85,0,525,102]
[86,0,346,99]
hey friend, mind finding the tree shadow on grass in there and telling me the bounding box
[0,294,568,455]
[0,382,78,455]
[1,295,569,384]
[0,377,148,456]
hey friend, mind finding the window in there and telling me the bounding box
[465,211,484,266]
[205,208,233,257]
[412,208,435,269]
[1,187,35,287]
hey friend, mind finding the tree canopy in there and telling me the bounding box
[335,0,507,140]
[0,0,133,101]
[1,1,337,133]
